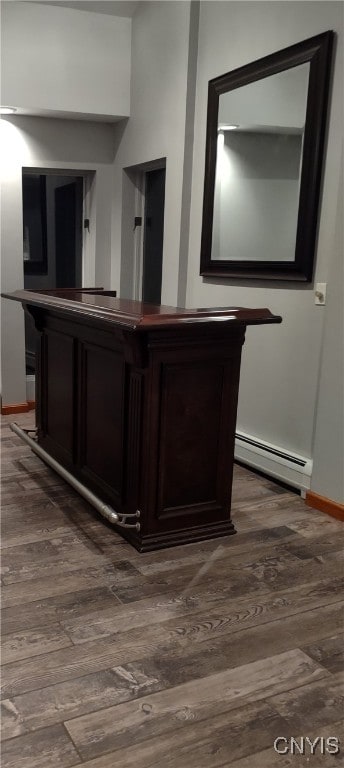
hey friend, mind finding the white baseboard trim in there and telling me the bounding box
[235,430,313,495]
[26,375,35,402]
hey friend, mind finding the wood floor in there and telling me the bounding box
[1,411,343,767]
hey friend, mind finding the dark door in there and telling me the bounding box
[55,180,83,288]
[142,168,166,305]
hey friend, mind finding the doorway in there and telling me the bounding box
[22,172,84,373]
[55,179,83,288]
[142,167,166,305]
[121,162,166,303]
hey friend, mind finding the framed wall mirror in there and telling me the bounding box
[200,32,334,282]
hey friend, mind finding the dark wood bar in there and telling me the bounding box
[4,289,281,551]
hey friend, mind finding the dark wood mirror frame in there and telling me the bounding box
[200,32,334,282]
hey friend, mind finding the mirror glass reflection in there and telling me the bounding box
[211,63,310,263]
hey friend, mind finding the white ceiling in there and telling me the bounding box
[32,1,139,17]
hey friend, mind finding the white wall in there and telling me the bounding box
[0,116,116,405]
[311,150,344,503]
[1,1,131,119]
[111,0,193,306]
[187,2,343,499]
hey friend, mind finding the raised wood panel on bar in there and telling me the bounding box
[158,362,224,514]
[2,288,282,551]
[125,371,144,515]
[42,329,75,466]
[79,342,124,507]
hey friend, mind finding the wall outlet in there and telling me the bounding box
[315,282,327,305]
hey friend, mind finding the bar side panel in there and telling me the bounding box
[158,362,223,515]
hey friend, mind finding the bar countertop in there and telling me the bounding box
[3,289,282,331]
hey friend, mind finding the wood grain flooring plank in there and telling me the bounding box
[220,720,344,768]
[1,560,141,608]
[270,672,344,731]
[208,543,302,572]
[68,723,344,768]
[285,530,344,560]
[65,699,291,766]
[64,649,327,761]
[1,535,133,585]
[241,551,344,592]
[1,624,73,664]
[0,623,175,698]
[1,524,79,550]
[1,480,69,508]
[112,563,255,605]
[1,484,77,508]
[1,586,122,636]
[47,532,128,559]
[61,575,343,645]
[323,549,344,563]
[0,724,80,768]
[1,598,342,701]
[160,580,344,647]
[2,550,113,585]
[225,511,265,532]
[1,499,69,524]
[1,661,163,739]
[232,490,306,511]
[1,459,48,481]
[171,599,343,651]
[1,539,61,568]
[1,500,83,539]
[286,516,344,538]
[62,591,215,644]
[143,602,344,691]
[232,500,309,528]
[15,473,70,492]
[1,462,30,479]
[231,477,292,503]
[130,526,298,577]
[1,699,28,740]
[111,545,342,604]
[301,633,344,674]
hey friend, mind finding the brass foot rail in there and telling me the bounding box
[10,422,141,531]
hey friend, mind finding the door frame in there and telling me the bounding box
[121,158,166,302]
[133,172,145,301]
[22,167,96,400]
[141,166,166,305]
[22,166,96,289]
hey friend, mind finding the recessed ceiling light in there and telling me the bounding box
[0,106,17,115]
[219,124,239,131]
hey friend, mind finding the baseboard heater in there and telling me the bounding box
[235,430,313,496]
